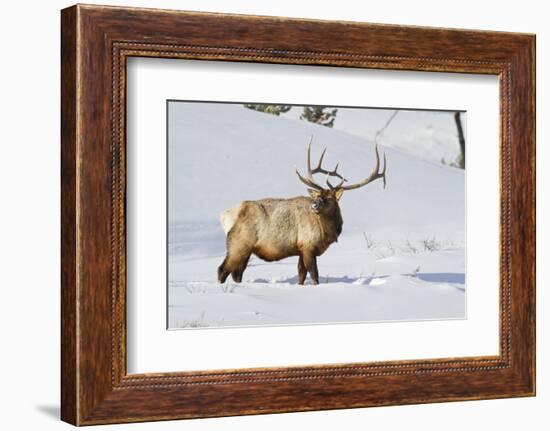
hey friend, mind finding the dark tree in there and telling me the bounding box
[453,111,466,169]
[300,106,338,128]
[244,104,292,116]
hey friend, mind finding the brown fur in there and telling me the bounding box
[218,189,343,285]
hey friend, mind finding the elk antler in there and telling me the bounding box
[295,137,346,190]
[340,144,387,190]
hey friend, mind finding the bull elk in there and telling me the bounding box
[218,139,387,285]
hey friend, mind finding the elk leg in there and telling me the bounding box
[303,253,319,285]
[220,223,254,283]
[217,257,230,283]
[231,254,250,283]
[231,271,242,283]
[297,255,307,285]
[220,243,251,284]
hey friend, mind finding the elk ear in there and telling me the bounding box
[307,188,321,199]
[334,188,344,201]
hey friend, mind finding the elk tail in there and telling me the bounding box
[219,204,241,236]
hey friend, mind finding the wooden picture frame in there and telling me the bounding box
[61,4,535,425]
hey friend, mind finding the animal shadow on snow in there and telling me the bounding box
[248,275,365,285]
[249,272,465,287]
[415,272,465,284]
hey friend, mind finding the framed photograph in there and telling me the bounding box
[61,4,535,425]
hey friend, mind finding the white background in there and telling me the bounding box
[0,0,546,430]
[127,59,499,373]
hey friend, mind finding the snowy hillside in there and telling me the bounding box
[168,102,465,329]
[285,107,465,166]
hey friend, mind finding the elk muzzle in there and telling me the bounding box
[311,197,324,214]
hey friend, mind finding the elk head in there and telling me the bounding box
[295,138,387,214]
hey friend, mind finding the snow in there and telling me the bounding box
[168,102,465,329]
[284,107,465,166]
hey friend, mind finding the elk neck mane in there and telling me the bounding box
[314,198,343,246]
